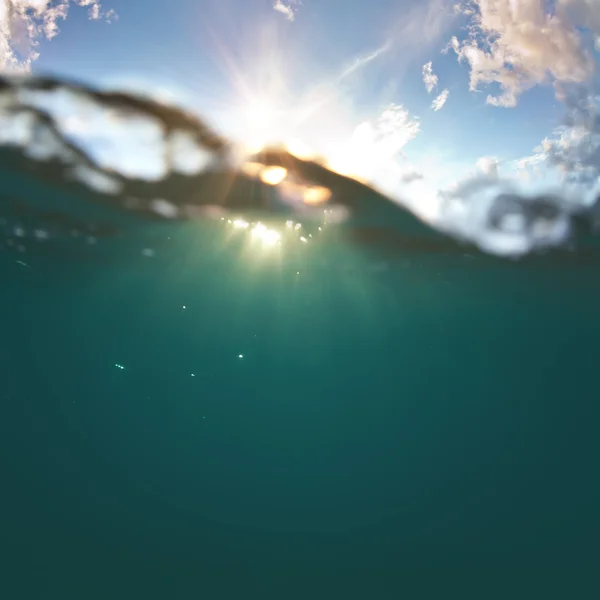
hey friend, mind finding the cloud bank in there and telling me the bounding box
[526,89,600,197]
[448,0,600,107]
[0,0,116,72]
[327,104,421,193]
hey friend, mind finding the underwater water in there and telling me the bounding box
[2,76,600,599]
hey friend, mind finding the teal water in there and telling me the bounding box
[2,78,600,599]
[3,211,600,599]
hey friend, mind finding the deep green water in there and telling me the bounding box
[2,187,600,599]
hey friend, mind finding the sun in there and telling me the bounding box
[240,96,283,153]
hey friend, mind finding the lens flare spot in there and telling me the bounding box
[260,166,288,186]
[251,222,281,246]
[303,185,332,205]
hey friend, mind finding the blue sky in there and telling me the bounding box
[1,0,599,202]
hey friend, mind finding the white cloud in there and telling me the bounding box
[338,42,390,80]
[422,61,438,93]
[431,88,449,110]
[448,0,600,107]
[540,91,600,190]
[273,0,298,22]
[327,104,421,190]
[399,167,424,184]
[476,156,499,178]
[510,89,600,205]
[0,1,116,72]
